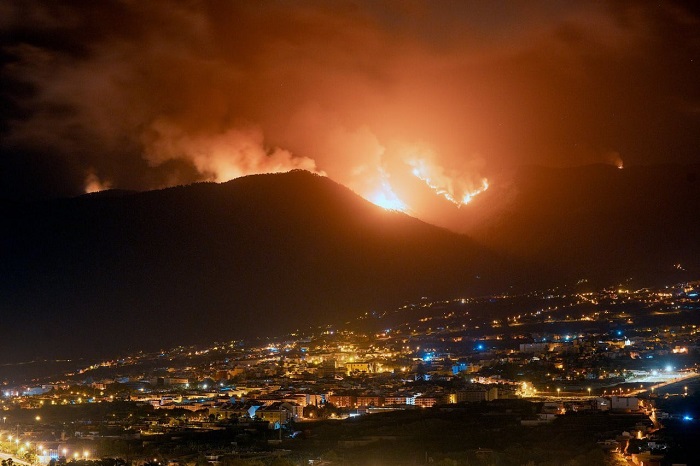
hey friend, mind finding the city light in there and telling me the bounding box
[0,277,696,463]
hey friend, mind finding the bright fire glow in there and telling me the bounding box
[84,172,112,193]
[408,158,489,206]
[461,178,490,204]
[369,170,408,211]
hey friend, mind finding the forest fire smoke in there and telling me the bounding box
[142,122,321,183]
[84,172,112,194]
[4,1,695,227]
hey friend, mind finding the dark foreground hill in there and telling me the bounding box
[0,170,523,363]
[461,164,700,286]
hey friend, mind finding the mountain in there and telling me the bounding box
[461,163,700,286]
[0,170,522,364]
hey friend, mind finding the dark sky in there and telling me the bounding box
[1,1,699,223]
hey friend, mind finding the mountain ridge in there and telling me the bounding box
[460,163,700,285]
[0,170,522,364]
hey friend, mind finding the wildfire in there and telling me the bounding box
[408,158,489,207]
[370,189,407,211]
[84,172,111,193]
[368,169,408,211]
[359,152,490,213]
[461,178,489,204]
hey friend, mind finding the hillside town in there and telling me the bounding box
[1,280,699,465]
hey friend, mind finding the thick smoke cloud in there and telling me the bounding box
[1,1,698,228]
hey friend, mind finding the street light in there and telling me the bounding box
[557,388,561,397]
[587,387,591,396]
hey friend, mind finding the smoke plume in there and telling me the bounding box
[1,1,698,229]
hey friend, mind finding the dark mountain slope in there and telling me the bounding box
[0,170,522,363]
[462,164,700,285]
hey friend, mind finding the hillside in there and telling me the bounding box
[0,170,521,363]
[461,164,700,285]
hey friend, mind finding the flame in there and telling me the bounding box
[408,158,489,207]
[461,178,489,204]
[144,118,487,214]
[605,151,624,169]
[368,169,408,211]
[84,172,111,193]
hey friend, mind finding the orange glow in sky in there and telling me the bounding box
[6,1,695,228]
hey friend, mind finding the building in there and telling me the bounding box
[328,395,356,408]
[611,396,640,412]
[357,396,383,407]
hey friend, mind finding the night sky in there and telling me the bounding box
[1,0,699,225]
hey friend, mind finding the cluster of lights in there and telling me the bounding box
[0,431,90,460]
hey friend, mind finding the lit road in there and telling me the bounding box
[631,371,699,397]
[0,452,31,466]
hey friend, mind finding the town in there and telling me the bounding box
[1,280,699,465]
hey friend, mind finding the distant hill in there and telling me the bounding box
[460,164,700,286]
[0,170,523,364]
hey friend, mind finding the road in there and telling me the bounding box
[630,371,699,397]
[0,452,31,466]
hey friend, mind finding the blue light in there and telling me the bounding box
[616,330,623,336]
[476,344,485,351]
[683,415,693,421]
